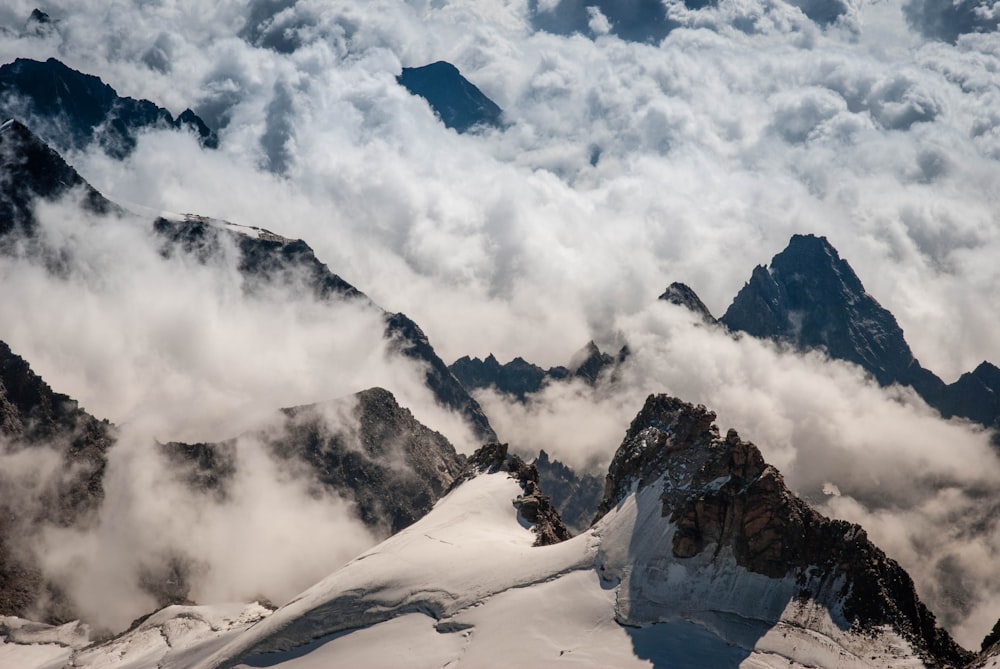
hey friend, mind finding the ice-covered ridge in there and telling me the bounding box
[0,603,272,669]
[0,118,14,133]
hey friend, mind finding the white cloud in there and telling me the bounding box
[2,0,1000,648]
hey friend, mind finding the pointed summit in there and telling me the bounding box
[0,119,113,237]
[397,61,503,133]
[594,393,969,667]
[658,281,716,323]
[721,234,944,399]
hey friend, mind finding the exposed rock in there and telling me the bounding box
[274,387,467,535]
[595,393,971,668]
[0,339,115,622]
[449,354,551,399]
[937,361,1000,432]
[453,443,571,546]
[720,234,1000,433]
[721,234,943,398]
[532,450,603,533]
[0,58,218,158]
[449,340,624,401]
[397,62,503,133]
[0,119,113,240]
[658,281,717,324]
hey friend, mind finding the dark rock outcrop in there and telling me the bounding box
[397,62,502,133]
[0,119,113,239]
[449,354,556,399]
[533,450,603,533]
[454,442,571,546]
[595,394,971,668]
[721,234,1000,433]
[0,58,218,158]
[167,388,467,537]
[0,339,115,621]
[937,361,1000,431]
[721,234,944,399]
[449,341,625,400]
[658,281,717,324]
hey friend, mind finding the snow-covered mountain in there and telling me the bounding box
[1,394,973,668]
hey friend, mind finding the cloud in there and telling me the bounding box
[483,301,1000,647]
[35,417,379,632]
[904,0,1000,43]
[2,0,1000,648]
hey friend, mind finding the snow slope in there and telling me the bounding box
[193,467,929,669]
[2,460,937,668]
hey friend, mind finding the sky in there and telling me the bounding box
[1,0,1000,649]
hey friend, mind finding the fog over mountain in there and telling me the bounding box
[1,0,999,664]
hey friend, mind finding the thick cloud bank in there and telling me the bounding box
[1,0,999,648]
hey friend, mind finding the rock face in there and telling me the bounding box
[595,394,970,668]
[721,234,943,398]
[452,442,571,546]
[937,361,1000,431]
[0,58,217,157]
[449,340,625,400]
[449,353,559,399]
[532,450,603,533]
[270,388,467,535]
[0,339,115,622]
[721,234,1000,433]
[658,281,717,324]
[397,61,503,133]
[0,119,113,239]
[163,388,468,537]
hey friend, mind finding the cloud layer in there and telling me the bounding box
[2,0,999,648]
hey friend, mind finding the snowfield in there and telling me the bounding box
[1,470,933,668]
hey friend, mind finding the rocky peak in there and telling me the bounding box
[396,61,503,133]
[453,443,571,546]
[0,119,113,238]
[595,393,970,667]
[0,339,115,621]
[658,281,717,324]
[721,234,944,399]
[0,57,218,158]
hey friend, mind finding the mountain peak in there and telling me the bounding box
[721,234,942,397]
[397,61,503,133]
[0,57,218,157]
[658,281,716,323]
[594,393,970,667]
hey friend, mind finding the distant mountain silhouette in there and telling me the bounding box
[0,57,217,158]
[397,61,502,133]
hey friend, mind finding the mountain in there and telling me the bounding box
[0,57,217,158]
[658,281,718,324]
[0,334,470,623]
[18,393,963,668]
[721,234,1000,433]
[0,118,114,240]
[721,234,945,399]
[0,120,496,443]
[164,387,467,538]
[0,339,115,623]
[397,61,503,132]
[449,340,625,400]
[532,449,604,533]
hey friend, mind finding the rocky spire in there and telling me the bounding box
[658,281,717,324]
[721,234,945,400]
[594,393,971,668]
